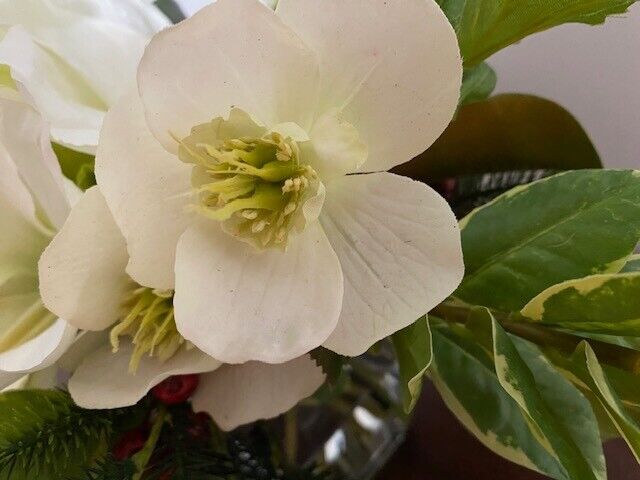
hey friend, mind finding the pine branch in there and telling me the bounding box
[145,406,235,480]
[75,456,136,480]
[0,390,142,480]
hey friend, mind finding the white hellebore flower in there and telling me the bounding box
[0,0,170,150]
[0,90,78,390]
[92,0,465,364]
[39,186,326,430]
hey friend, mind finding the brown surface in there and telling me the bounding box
[378,383,640,479]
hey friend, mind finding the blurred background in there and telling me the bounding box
[175,0,640,170]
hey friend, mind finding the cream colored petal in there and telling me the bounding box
[95,91,192,290]
[137,0,319,152]
[0,319,77,373]
[192,354,325,431]
[276,0,462,172]
[0,26,105,147]
[0,95,69,229]
[0,128,51,277]
[38,187,130,331]
[174,220,343,364]
[321,173,464,356]
[69,341,221,409]
[0,371,21,390]
[302,109,368,181]
[0,0,169,106]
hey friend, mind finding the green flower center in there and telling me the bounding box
[178,129,318,248]
[110,287,185,373]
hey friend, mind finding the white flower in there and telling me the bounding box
[0,0,170,150]
[0,89,78,378]
[45,0,465,366]
[38,186,325,430]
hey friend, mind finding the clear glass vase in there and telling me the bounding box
[231,343,408,480]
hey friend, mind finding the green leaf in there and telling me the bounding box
[430,323,568,479]
[392,316,432,413]
[460,63,496,106]
[511,337,606,480]
[621,254,640,273]
[484,309,603,480]
[154,0,186,23]
[52,142,96,190]
[436,0,635,67]
[0,390,124,479]
[521,272,640,336]
[572,342,640,462]
[309,347,346,386]
[392,95,601,182]
[456,170,640,312]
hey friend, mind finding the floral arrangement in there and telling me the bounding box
[0,0,638,479]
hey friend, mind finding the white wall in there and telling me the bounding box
[489,3,640,169]
[175,0,640,168]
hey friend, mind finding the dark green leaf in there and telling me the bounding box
[430,323,567,478]
[154,0,186,24]
[436,0,635,67]
[571,342,640,462]
[456,170,640,312]
[521,273,640,336]
[485,311,603,480]
[309,347,345,386]
[393,95,601,182]
[460,63,496,106]
[392,316,432,413]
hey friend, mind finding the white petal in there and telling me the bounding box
[0,26,104,147]
[0,159,50,274]
[0,371,22,390]
[0,0,168,106]
[95,91,192,290]
[69,341,221,409]
[137,0,320,152]
[0,95,70,229]
[0,319,77,373]
[303,109,368,181]
[38,187,130,331]
[192,354,324,431]
[321,173,464,356]
[174,220,343,364]
[276,0,462,172]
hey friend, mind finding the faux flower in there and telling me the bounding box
[39,186,325,430]
[89,0,465,365]
[0,89,78,386]
[0,0,170,150]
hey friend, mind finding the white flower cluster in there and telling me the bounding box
[0,0,464,430]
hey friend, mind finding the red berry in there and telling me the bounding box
[151,374,200,405]
[112,427,148,460]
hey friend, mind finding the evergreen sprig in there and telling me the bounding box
[144,406,235,480]
[0,390,140,480]
[75,457,136,480]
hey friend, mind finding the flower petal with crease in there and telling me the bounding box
[192,354,324,431]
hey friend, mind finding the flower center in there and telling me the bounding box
[110,287,185,373]
[178,122,320,249]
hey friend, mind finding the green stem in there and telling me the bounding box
[283,409,298,466]
[131,406,168,480]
